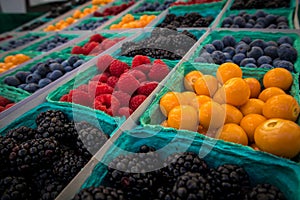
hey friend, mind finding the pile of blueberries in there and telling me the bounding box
[222,10,289,29]
[132,0,174,13]
[70,17,110,31]
[0,35,40,51]
[4,56,85,93]
[36,35,69,52]
[194,35,297,72]
[20,20,47,32]
[231,0,290,9]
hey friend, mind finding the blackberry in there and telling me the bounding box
[160,152,208,185]
[39,178,65,200]
[36,110,67,126]
[9,138,60,173]
[75,121,109,159]
[0,176,32,200]
[53,150,87,183]
[244,183,286,200]
[72,186,125,200]
[153,186,174,200]
[0,137,17,175]
[32,168,55,190]
[172,172,213,200]
[138,145,156,153]
[6,126,37,143]
[212,164,251,200]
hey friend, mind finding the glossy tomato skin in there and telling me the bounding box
[254,118,300,158]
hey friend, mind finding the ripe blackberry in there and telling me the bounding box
[0,176,32,200]
[75,121,109,159]
[39,178,65,200]
[36,110,67,126]
[172,172,213,200]
[160,152,209,185]
[153,186,174,200]
[53,150,87,183]
[245,183,286,200]
[9,138,60,173]
[212,164,251,200]
[32,168,55,190]
[6,126,37,143]
[0,137,17,175]
[72,186,125,200]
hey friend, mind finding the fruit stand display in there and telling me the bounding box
[0,0,300,200]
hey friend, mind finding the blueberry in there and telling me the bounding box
[256,17,267,27]
[18,84,27,90]
[55,58,64,63]
[223,46,235,57]
[49,70,63,81]
[26,73,41,84]
[4,76,21,87]
[253,24,263,29]
[265,41,278,47]
[49,63,64,72]
[223,52,232,60]
[277,16,288,23]
[212,40,224,51]
[265,14,276,24]
[278,24,289,29]
[235,43,249,54]
[260,64,273,69]
[232,53,246,65]
[73,60,85,68]
[64,66,73,72]
[30,63,40,73]
[277,44,297,62]
[264,46,278,59]
[245,63,258,68]
[61,60,69,67]
[24,83,39,93]
[222,35,236,47]
[36,63,51,76]
[15,71,30,83]
[240,58,256,66]
[38,78,52,88]
[203,44,216,54]
[233,16,246,27]
[209,51,225,64]
[277,36,293,46]
[231,24,239,28]
[255,10,266,18]
[274,60,294,72]
[241,37,252,44]
[247,46,263,60]
[249,39,266,49]
[257,56,272,66]
[67,56,80,66]
[245,23,253,28]
[273,58,281,66]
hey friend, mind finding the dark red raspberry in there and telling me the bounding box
[89,34,106,43]
[97,54,115,72]
[0,106,5,112]
[117,73,140,94]
[0,96,12,107]
[88,82,114,97]
[133,64,152,74]
[112,91,131,107]
[94,94,120,116]
[132,55,151,68]
[153,59,167,66]
[137,81,158,96]
[128,69,147,83]
[109,60,129,77]
[71,90,93,107]
[85,42,99,55]
[71,46,83,54]
[60,94,70,102]
[129,95,147,111]
[107,76,119,88]
[91,73,109,83]
[5,103,14,109]
[148,63,170,82]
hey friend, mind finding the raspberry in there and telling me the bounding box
[94,94,120,116]
[71,90,92,107]
[5,103,14,109]
[109,60,129,77]
[91,73,109,83]
[60,94,70,102]
[0,96,11,107]
[137,81,158,96]
[88,82,114,97]
[77,84,89,92]
[0,106,5,112]
[129,95,147,111]
[112,91,131,107]
[117,73,140,94]
[153,59,167,66]
[118,107,133,118]
[85,42,99,55]
[101,39,117,50]
[89,34,105,43]
[107,76,119,88]
[71,46,83,54]
[132,55,151,68]
[128,70,147,83]
[93,11,103,17]
[97,55,115,72]
[89,45,103,56]
[133,64,152,74]
[148,63,170,82]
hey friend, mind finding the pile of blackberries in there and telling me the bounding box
[121,28,198,60]
[0,109,110,200]
[73,145,287,200]
[231,0,290,9]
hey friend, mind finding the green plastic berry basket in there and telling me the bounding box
[188,29,300,73]
[228,0,296,10]
[21,33,81,53]
[64,126,300,200]
[0,82,30,103]
[67,16,113,31]
[215,8,295,29]
[0,52,92,99]
[46,55,177,121]
[0,32,47,52]
[0,102,119,137]
[151,2,224,28]
[60,31,135,56]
